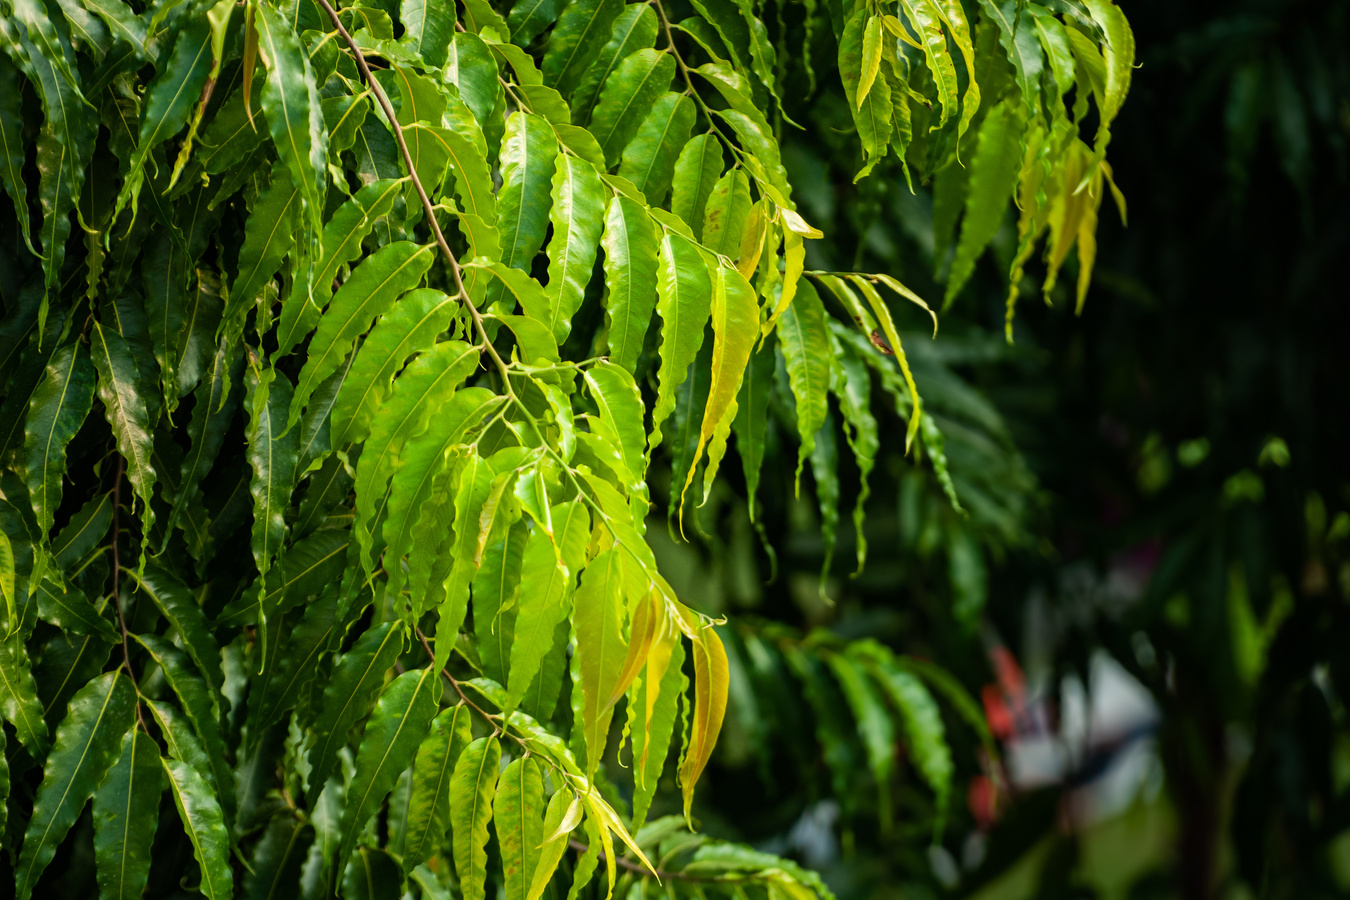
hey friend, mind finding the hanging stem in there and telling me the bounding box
[314,0,511,385]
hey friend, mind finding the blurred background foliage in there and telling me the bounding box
[645,0,1350,897]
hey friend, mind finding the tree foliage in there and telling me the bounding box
[0,0,1130,896]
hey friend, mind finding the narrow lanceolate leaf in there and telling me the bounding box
[166,340,240,547]
[332,289,458,446]
[246,367,299,658]
[292,241,436,424]
[543,0,623,94]
[678,621,729,819]
[34,577,118,642]
[585,363,647,496]
[631,633,684,828]
[335,668,438,878]
[777,279,831,487]
[670,134,724,240]
[589,48,675,167]
[135,564,221,695]
[731,331,775,510]
[381,388,503,601]
[701,168,752,259]
[225,161,300,336]
[570,3,659,125]
[90,321,157,550]
[0,56,33,252]
[432,454,495,674]
[490,112,558,312]
[824,652,896,827]
[25,343,95,539]
[113,19,211,221]
[400,704,473,874]
[601,195,659,373]
[528,789,581,900]
[618,92,696,207]
[862,650,953,827]
[249,587,339,733]
[931,0,980,137]
[311,178,404,310]
[15,672,135,900]
[0,632,49,754]
[451,736,502,900]
[683,266,758,509]
[857,15,883,107]
[306,622,406,798]
[545,154,606,344]
[495,756,545,900]
[133,635,234,820]
[946,100,1025,304]
[473,519,528,687]
[507,503,590,710]
[243,814,313,900]
[92,730,162,900]
[573,549,625,776]
[839,9,892,180]
[162,756,234,900]
[255,2,328,239]
[649,232,712,453]
[353,340,481,570]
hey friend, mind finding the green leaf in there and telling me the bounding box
[681,265,758,510]
[569,3,658,127]
[473,518,528,687]
[700,168,751,259]
[508,0,562,45]
[507,502,590,710]
[243,814,313,900]
[90,320,157,558]
[974,0,1043,119]
[81,0,148,58]
[451,735,502,900]
[832,332,879,573]
[310,178,404,313]
[15,672,135,900]
[856,15,883,107]
[92,730,162,900]
[730,330,775,512]
[52,493,111,570]
[600,194,659,374]
[809,408,840,582]
[543,0,623,94]
[133,564,222,696]
[335,667,438,877]
[401,0,455,67]
[145,699,216,796]
[0,532,15,628]
[618,92,696,207]
[824,651,896,829]
[584,362,647,498]
[775,263,827,481]
[545,154,606,344]
[353,340,481,575]
[381,388,504,601]
[528,789,581,900]
[839,8,892,180]
[332,289,458,447]
[496,755,546,900]
[670,134,724,241]
[945,98,1025,304]
[256,2,328,241]
[33,575,118,643]
[931,0,981,138]
[679,620,730,819]
[589,48,674,168]
[293,241,436,425]
[573,548,624,776]
[649,231,712,453]
[0,56,33,255]
[134,634,234,819]
[633,639,685,831]
[24,343,96,540]
[862,650,953,830]
[162,755,235,900]
[0,631,50,754]
[899,0,959,130]
[399,704,473,873]
[306,621,406,798]
[248,586,339,733]
[490,112,558,311]
[224,161,301,339]
[246,367,300,660]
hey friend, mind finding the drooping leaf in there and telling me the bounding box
[544,154,606,344]
[450,735,502,900]
[495,755,546,900]
[162,755,235,900]
[649,232,712,453]
[92,730,162,900]
[399,704,473,873]
[90,321,157,559]
[0,631,49,754]
[670,134,725,241]
[334,667,438,878]
[601,194,659,374]
[543,0,624,95]
[776,278,831,487]
[573,548,625,776]
[589,48,675,168]
[618,92,696,206]
[24,343,95,540]
[14,672,135,900]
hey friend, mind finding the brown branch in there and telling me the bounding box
[568,839,697,882]
[314,0,511,385]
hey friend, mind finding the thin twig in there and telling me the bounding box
[314,0,511,385]
[568,838,698,882]
[109,456,145,727]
